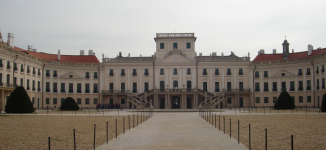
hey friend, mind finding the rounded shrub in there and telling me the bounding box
[5,86,34,113]
[274,90,295,109]
[60,97,79,110]
[321,93,326,112]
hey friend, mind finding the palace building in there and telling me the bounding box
[0,30,325,111]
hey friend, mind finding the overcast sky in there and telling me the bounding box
[1,0,325,62]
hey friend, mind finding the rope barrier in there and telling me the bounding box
[75,129,93,134]
[240,124,249,129]
[251,128,265,133]
[268,135,291,141]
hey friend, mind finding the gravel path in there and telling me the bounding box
[96,112,247,150]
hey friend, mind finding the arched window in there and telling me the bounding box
[187,68,191,75]
[160,81,165,91]
[173,68,178,75]
[227,68,231,75]
[160,68,164,75]
[239,68,243,75]
[203,68,207,75]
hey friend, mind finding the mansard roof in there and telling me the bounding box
[14,46,100,63]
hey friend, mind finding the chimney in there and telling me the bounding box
[212,52,216,56]
[80,50,84,55]
[199,53,202,56]
[128,53,130,58]
[119,52,122,57]
[32,49,37,52]
[308,45,313,56]
[58,49,60,61]
[259,49,265,54]
[273,49,276,54]
[7,33,14,48]
[292,49,294,53]
[88,50,93,55]
[28,45,33,51]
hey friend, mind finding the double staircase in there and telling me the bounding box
[198,90,225,109]
[126,92,153,109]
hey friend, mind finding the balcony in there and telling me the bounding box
[223,88,251,94]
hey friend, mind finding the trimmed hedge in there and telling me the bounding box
[321,93,326,112]
[60,97,79,110]
[5,86,34,113]
[274,91,295,109]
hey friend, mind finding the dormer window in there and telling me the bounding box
[173,43,178,49]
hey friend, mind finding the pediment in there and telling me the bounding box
[157,53,195,63]
[59,72,84,79]
[271,70,296,78]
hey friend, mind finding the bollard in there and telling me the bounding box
[224,116,225,134]
[89,108,90,116]
[115,119,117,138]
[291,135,293,150]
[106,122,108,144]
[265,128,267,150]
[118,109,119,116]
[238,120,239,144]
[141,112,143,123]
[249,124,251,150]
[94,124,96,150]
[137,113,138,126]
[219,115,220,131]
[133,114,135,128]
[48,137,51,150]
[264,107,265,115]
[128,115,130,130]
[212,113,213,126]
[230,118,231,138]
[123,117,125,134]
[215,114,216,128]
[73,129,76,150]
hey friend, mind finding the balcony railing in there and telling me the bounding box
[222,88,251,93]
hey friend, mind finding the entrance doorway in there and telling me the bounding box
[187,98,192,109]
[171,96,180,109]
[239,97,243,107]
[160,98,165,109]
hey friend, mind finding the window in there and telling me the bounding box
[38,68,40,75]
[307,96,311,103]
[299,96,303,103]
[6,61,10,69]
[85,72,90,78]
[298,81,303,91]
[46,98,50,105]
[13,77,17,86]
[77,98,81,104]
[322,78,325,89]
[132,82,137,93]
[46,70,50,77]
[93,83,98,93]
[32,67,35,74]
[121,98,125,104]
[227,97,232,104]
[6,74,10,86]
[132,69,137,76]
[290,81,295,91]
[20,78,23,86]
[121,82,125,92]
[227,82,231,91]
[0,59,2,68]
[121,69,125,76]
[256,97,260,103]
[316,79,320,90]
[68,83,73,93]
[307,80,311,90]
[53,98,57,105]
[306,68,311,75]
[187,68,191,75]
[227,68,231,75]
[203,68,207,75]
[173,80,178,91]
[144,82,149,92]
[255,71,259,78]
[32,97,34,104]
[215,68,219,75]
[255,83,260,92]
[173,68,178,75]
[264,71,268,77]
[109,69,114,76]
[27,66,30,73]
[109,83,114,92]
[144,69,149,76]
[264,82,268,91]
[291,96,295,103]
[160,68,164,75]
[203,82,207,91]
[77,83,82,93]
[94,72,98,79]
[85,98,90,105]
[14,63,17,71]
[239,82,243,91]
[215,82,219,92]
[282,82,286,91]
[272,82,277,91]
[160,81,165,91]
[273,97,277,103]
[186,42,191,49]
[187,81,191,91]
[160,43,164,49]
[298,69,303,76]
[21,64,24,72]
[45,82,50,92]
[322,65,325,73]
[53,70,57,77]
[264,97,269,103]
[239,68,243,75]
[61,83,65,92]
[85,83,90,93]
[53,82,57,92]
[316,66,319,74]
[38,81,40,91]
[173,43,177,49]
[93,98,98,104]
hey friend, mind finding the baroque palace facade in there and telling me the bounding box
[0,30,325,111]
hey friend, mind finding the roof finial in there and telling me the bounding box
[284,35,287,39]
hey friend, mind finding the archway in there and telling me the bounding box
[171,96,180,109]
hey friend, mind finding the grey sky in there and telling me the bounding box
[1,0,325,61]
